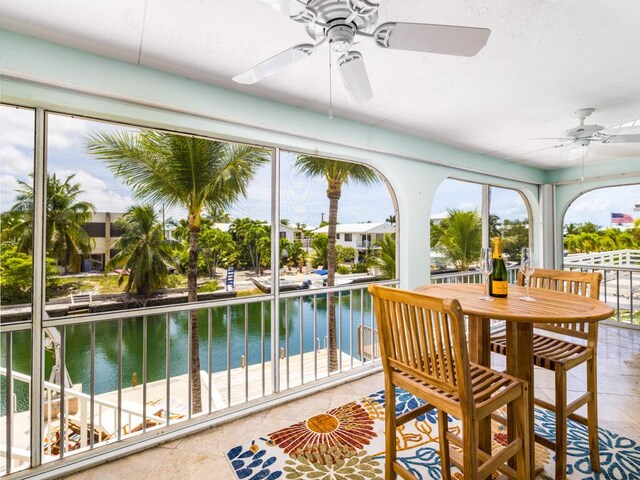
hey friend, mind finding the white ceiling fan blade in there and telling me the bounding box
[233,44,315,84]
[603,118,640,135]
[373,22,490,56]
[338,51,373,104]
[601,134,640,143]
[528,137,575,141]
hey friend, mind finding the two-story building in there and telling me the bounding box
[81,212,125,272]
[311,222,395,261]
[213,222,296,242]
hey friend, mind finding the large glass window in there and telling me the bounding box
[430,179,532,272]
[1,105,35,316]
[489,186,531,263]
[1,105,398,472]
[563,184,640,325]
[0,104,35,473]
[430,179,482,271]
[277,150,397,388]
[563,184,640,254]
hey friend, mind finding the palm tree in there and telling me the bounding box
[436,209,482,271]
[294,156,379,371]
[370,233,396,279]
[108,205,178,295]
[310,233,329,268]
[86,130,269,413]
[565,223,581,236]
[230,218,271,274]
[2,173,94,271]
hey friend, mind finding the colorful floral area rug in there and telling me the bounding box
[227,388,640,479]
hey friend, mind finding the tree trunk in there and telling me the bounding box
[188,219,203,413]
[326,184,341,372]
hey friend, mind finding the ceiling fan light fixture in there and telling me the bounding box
[328,24,356,53]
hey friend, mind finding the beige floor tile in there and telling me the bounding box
[331,372,384,397]
[264,390,334,421]
[62,445,171,480]
[175,412,268,456]
[146,450,233,480]
[600,393,640,424]
[257,415,304,435]
[599,419,640,442]
[329,392,366,410]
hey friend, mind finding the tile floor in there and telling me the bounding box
[63,325,640,480]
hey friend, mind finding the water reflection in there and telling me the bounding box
[4,290,374,412]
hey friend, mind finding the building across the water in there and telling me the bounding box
[311,222,395,259]
[81,212,125,272]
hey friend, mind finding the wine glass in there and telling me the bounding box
[479,247,494,301]
[520,247,535,302]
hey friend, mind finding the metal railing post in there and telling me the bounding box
[30,107,47,468]
[271,147,281,394]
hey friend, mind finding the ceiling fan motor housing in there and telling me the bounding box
[327,23,356,52]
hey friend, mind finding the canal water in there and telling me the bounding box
[1,290,374,413]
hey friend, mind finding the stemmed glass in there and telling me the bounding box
[479,247,494,301]
[520,247,535,302]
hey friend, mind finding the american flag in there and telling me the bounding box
[611,212,634,224]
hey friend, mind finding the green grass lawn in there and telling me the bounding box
[50,273,208,298]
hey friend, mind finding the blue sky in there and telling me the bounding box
[1,104,638,228]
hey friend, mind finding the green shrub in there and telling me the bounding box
[336,265,350,275]
[0,244,58,304]
[164,274,184,289]
[351,263,369,274]
[198,280,218,292]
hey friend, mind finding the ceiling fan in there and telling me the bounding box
[232,0,491,103]
[517,108,640,161]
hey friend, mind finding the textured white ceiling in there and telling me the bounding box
[1,0,640,169]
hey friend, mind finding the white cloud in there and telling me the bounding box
[0,106,35,149]
[54,168,134,213]
[47,113,138,152]
[564,185,640,226]
[0,174,21,210]
[457,201,480,211]
[0,144,33,176]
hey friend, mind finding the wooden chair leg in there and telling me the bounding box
[513,384,531,480]
[586,356,600,472]
[555,367,568,480]
[437,409,452,480]
[462,417,479,480]
[385,382,397,480]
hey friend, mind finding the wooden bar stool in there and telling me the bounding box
[490,269,602,479]
[369,284,530,480]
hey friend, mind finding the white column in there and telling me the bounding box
[539,183,556,268]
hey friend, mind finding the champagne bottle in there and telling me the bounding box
[489,236,508,298]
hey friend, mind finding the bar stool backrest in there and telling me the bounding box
[369,285,474,410]
[517,268,602,342]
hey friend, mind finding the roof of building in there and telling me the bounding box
[311,222,395,235]
[213,222,294,233]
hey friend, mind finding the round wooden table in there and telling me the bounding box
[415,283,613,479]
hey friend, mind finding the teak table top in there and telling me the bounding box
[415,283,614,323]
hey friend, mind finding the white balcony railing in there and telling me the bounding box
[430,265,520,285]
[564,250,640,327]
[0,279,395,478]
